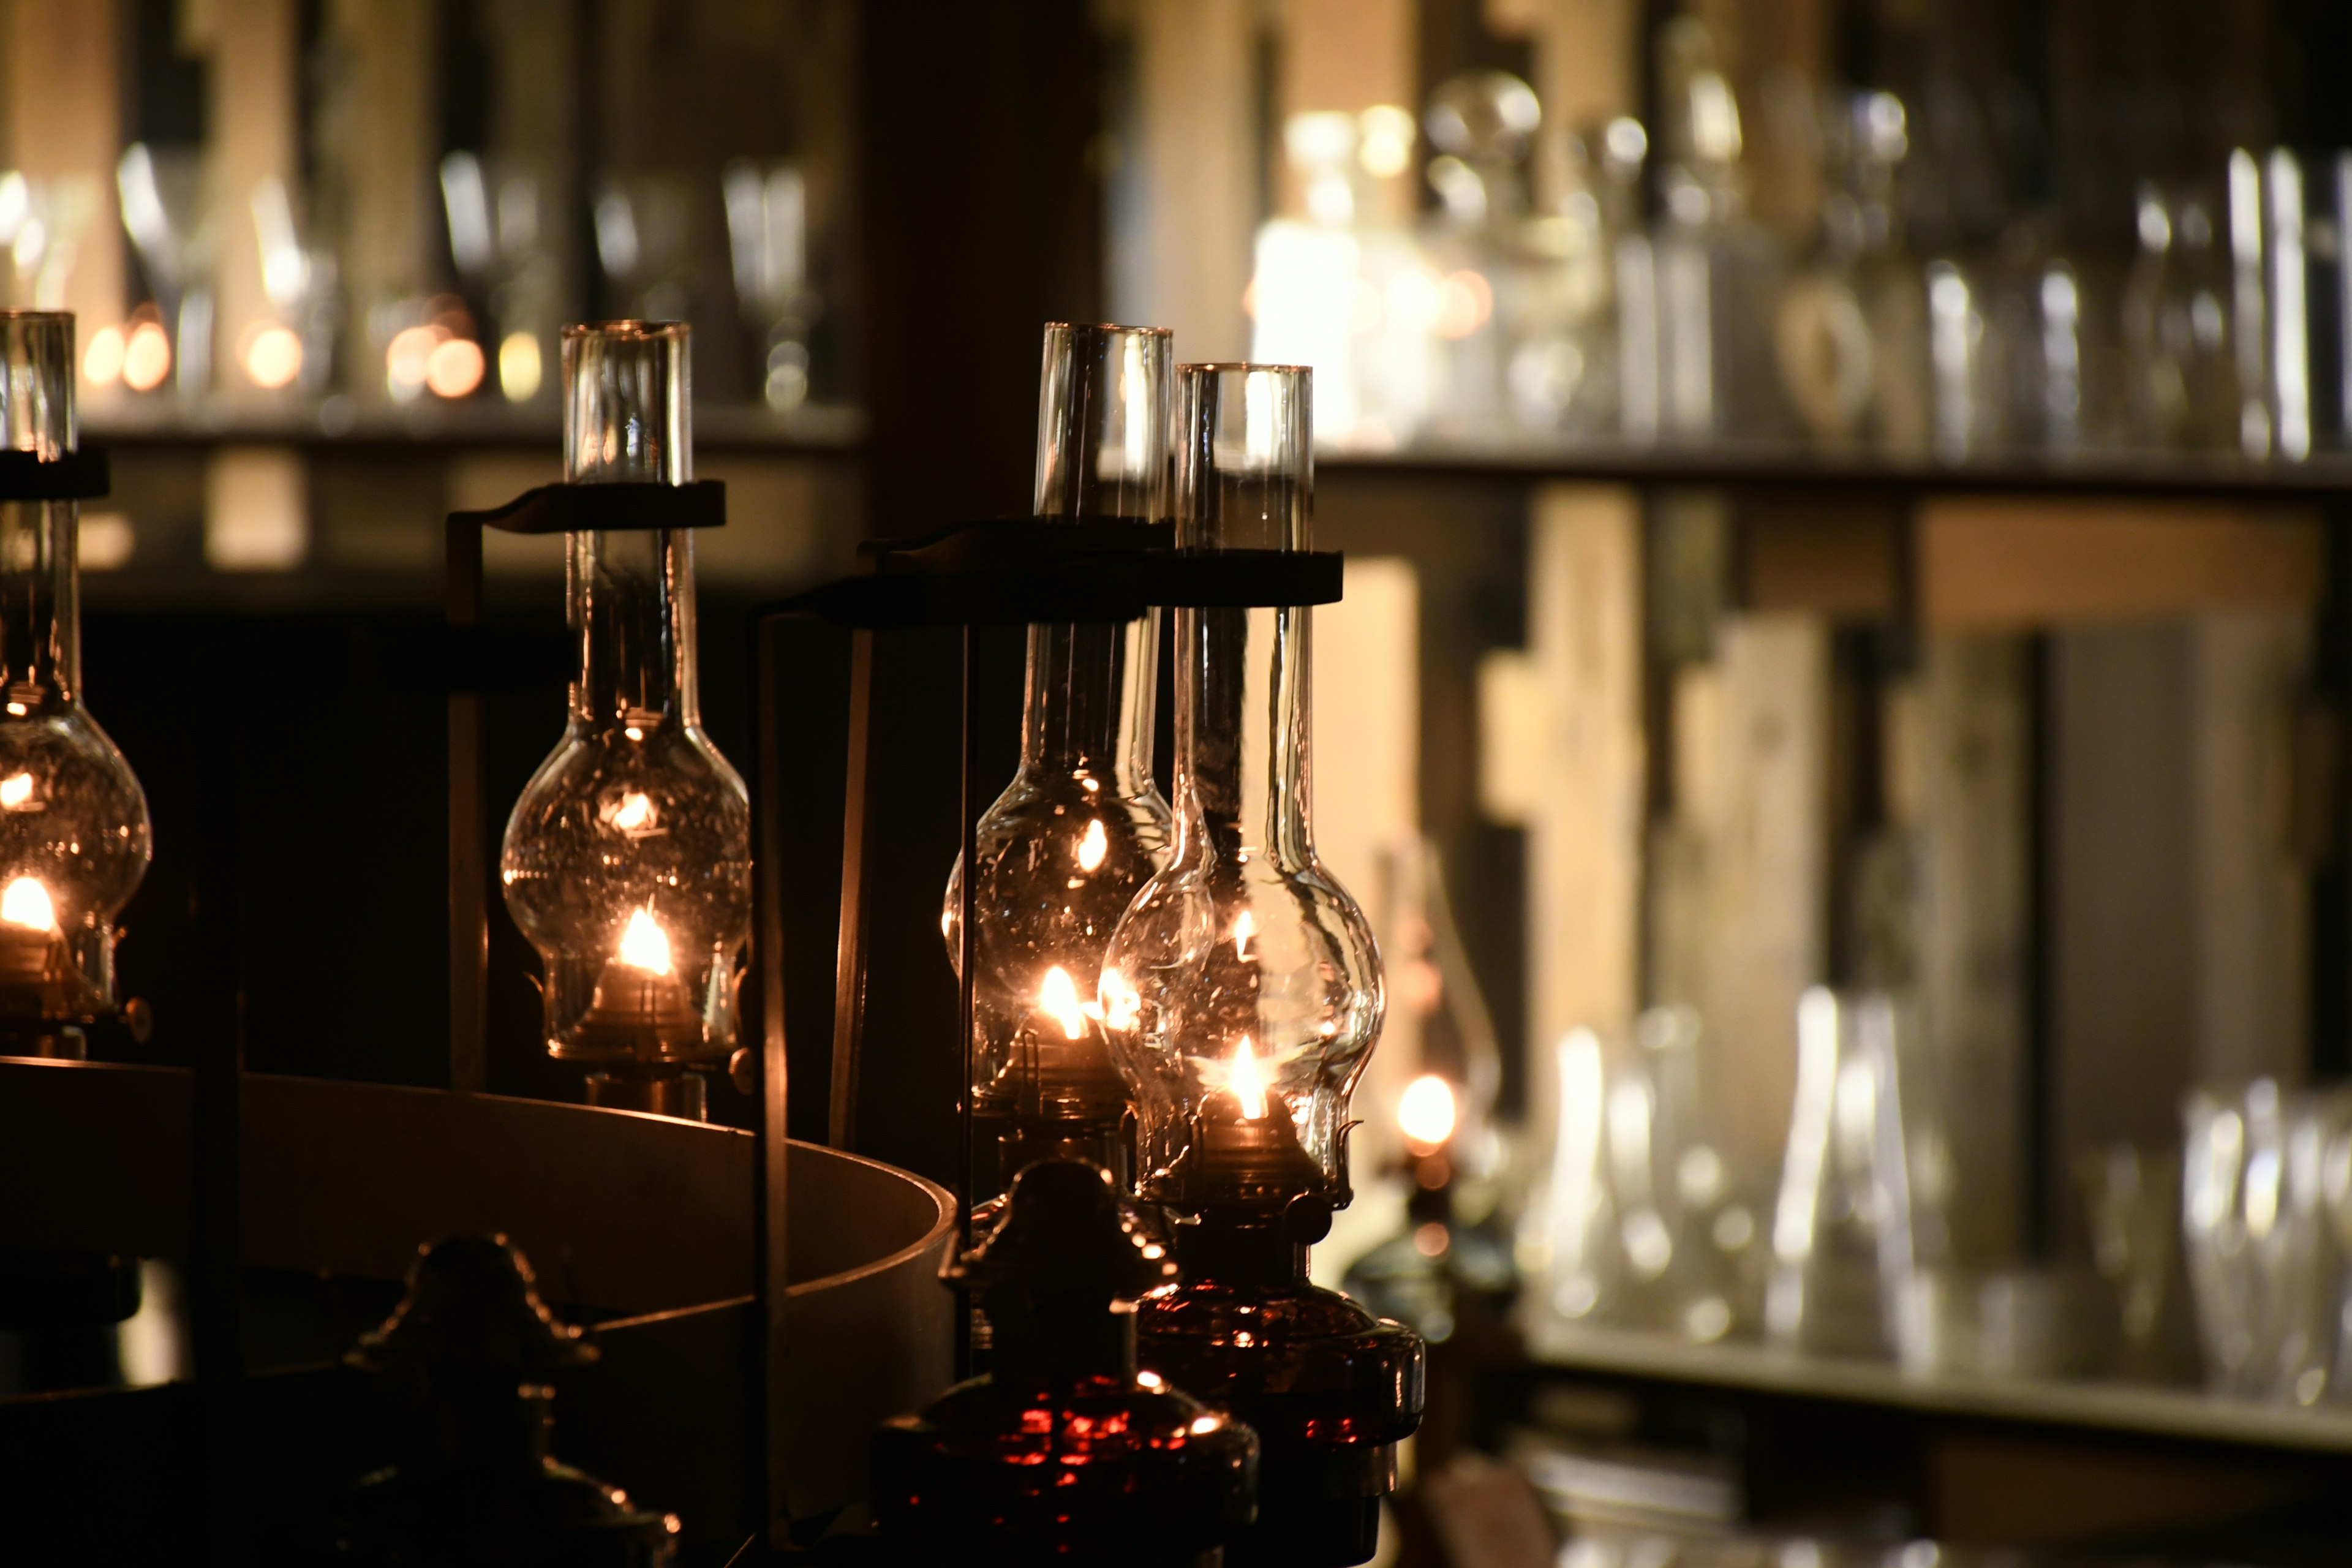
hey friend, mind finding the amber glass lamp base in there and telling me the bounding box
[1138,1219,1426,1568]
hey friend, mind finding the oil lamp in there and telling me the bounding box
[1100,363,1421,1567]
[331,1234,680,1564]
[501,322,752,1119]
[873,1159,1259,1564]
[942,322,1175,1200]
[0,312,149,1058]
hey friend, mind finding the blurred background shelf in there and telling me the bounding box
[1526,1322,2352,1456]
[83,399,864,454]
[1326,441,2352,502]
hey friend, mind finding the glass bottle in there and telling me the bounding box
[943,322,1174,1202]
[501,322,752,1119]
[1102,364,1418,1568]
[1763,986,1920,1360]
[1776,91,1931,453]
[0,311,150,1057]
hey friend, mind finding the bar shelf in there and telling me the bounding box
[1526,1319,2352,1456]
[80,399,864,454]
[1324,438,2352,501]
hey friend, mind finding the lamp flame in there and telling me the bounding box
[1230,1036,1268,1120]
[1398,1073,1458,1150]
[1038,965,1088,1040]
[1077,817,1107,872]
[1,875,54,932]
[0,773,31,808]
[617,907,672,975]
[1232,909,1254,960]
[612,792,653,831]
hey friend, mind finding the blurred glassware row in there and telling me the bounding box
[1521,983,2352,1411]
[0,148,818,420]
[1251,42,2352,464]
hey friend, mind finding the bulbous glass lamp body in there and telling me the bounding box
[943,323,1174,1195]
[500,323,752,1109]
[0,312,149,1052]
[1100,364,1382,1218]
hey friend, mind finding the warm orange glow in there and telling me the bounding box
[1398,1073,1458,1150]
[82,325,126,386]
[241,324,303,390]
[426,336,486,399]
[499,331,543,401]
[612,792,653,831]
[1077,818,1107,872]
[1229,1036,1268,1120]
[1189,1414,1223,1434]
[122,322,171,392]
[617,907,672,975]
[2,876,55,932]
[1232,908,1254,960]
[1434,270,1494,340]
[1038,965,1087,1040]
[0,774,31,809]
[386,325,439,394]
[1098,967,1140,1031]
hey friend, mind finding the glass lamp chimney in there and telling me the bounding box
[943,322,1175,1199]
[500,322,752,1118]
[0,312,150,1055]
[1099,363,1384,1225]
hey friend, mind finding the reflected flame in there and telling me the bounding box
[1077,818,1107,872]
[1232,909,1254,960]
[1230,1036,1268,1120]
[0,773,31,808]
[1399,1073,1458,1150]
[617,908,672,975]
[1099,967,1140,1031]
[2,875,54,932]
[612,792,653,831]
[1038,965,1088,1040]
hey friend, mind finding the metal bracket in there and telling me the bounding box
[0,448,109,501]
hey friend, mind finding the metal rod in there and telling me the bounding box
[751,613,794,1548]
[445,516,488,1095]
[192,865,244,1564]
[958,624,979,1378]
[828,628,876,1149]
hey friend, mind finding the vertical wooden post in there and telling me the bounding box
[1694,613,1831,1180]
[1522,484,1645,1146]
[1899,635,2031,1266]
[317,0,436,399]
[187,0,298,390]
[5,0,124,326]
[1117,0,1257,358]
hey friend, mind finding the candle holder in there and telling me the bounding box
[1100,364,1422,1567]
[873,1158,1258,1565]
[0,312,149,1062]
[496,322,753,1120]
[943,323,1175,1209]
